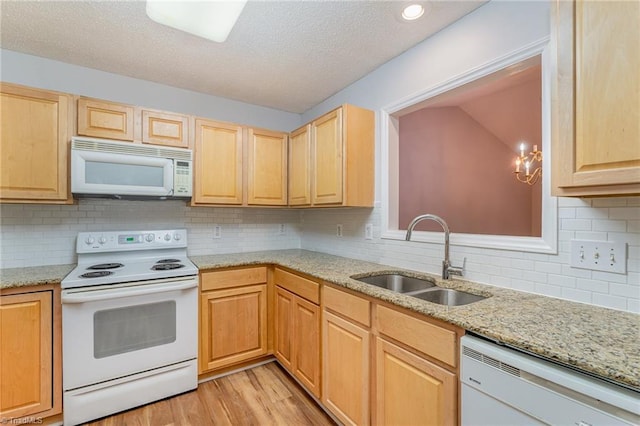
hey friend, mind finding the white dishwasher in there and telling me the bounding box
[460,335,640,426]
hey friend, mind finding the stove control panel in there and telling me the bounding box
[77,229,188,253]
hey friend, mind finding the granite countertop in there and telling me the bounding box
[191,249,640,391]
[0,264,75,290]
[2,249,638,391]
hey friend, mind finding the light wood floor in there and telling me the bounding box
[86,362,335,426]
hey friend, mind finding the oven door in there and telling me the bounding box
[71,149,174,197]
[61,276,197,390]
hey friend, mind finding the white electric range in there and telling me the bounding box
[61,229,198,425]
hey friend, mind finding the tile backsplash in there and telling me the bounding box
[1,197,638,313]
[300,197,640,314]
[0,199,301,268]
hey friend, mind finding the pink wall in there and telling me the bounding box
[398,106,541,236]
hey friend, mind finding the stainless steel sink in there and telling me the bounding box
[352,273,436,293]
[411,288,486,306]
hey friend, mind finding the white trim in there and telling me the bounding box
[380,37,558,254]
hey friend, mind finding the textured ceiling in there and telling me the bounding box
[0,1,485,113]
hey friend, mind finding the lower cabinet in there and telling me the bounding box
[274,269,321,398]
[322,284,462,426]
[375,338,457,426]
[199,267,268,373]
[322,285,371,426]
[0,286,61,420]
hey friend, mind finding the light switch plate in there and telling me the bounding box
[365,223,373,240]
[570,240,627,274]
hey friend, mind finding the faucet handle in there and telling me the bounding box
[448,257,465,277]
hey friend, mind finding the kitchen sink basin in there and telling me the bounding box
[411,288,486,306]
[352,273,436,293]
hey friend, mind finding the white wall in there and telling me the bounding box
[0,49,302,131]
[299,1,640,314]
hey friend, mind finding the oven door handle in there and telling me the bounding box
[61,278,198,304]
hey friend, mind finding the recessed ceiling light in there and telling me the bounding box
[402,4,425,21]
[146,0,247,43]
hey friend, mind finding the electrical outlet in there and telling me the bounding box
[570,240,627,274]
[213,225,222,239]
[336,224,343,237]
[365,223,373,240]
[278,224,286,235]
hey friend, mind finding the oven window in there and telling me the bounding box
[94,301,176,359]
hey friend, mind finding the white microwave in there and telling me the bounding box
[71,137,193,200]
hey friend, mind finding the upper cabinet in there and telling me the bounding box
[309,104,374,207]
[247,127,288,206]
[193,118,244,205]
[141,109,190,148]
[77,97,191,149]
[0,83,72,203]
[551,0,640,196]
[192,118,288,207]
[77,98,135,141]
[288,125,312,206]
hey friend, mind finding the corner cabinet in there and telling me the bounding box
[551,0,640,196]
[0,83,72,203]
[288,104,374,207]
[199,267,268,373]
[0,286,62,421]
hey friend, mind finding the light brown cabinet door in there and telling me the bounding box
[0,84,70,202]
[274,286,294,370]
[247,128,288,205]
[292,295,320,398]
[193,119,243,204]
[552,0,640,196]
[274,286,321,398]
[312,108,343,205]
[288,124,311,206]
[374,337,457,426]
[142,109,190,148]
[0,291,53,418]
[322,310,369,426]
[77,98,135,141]
[199,284,267,372]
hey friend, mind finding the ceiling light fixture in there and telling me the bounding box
[402,4,425,21]
[146,0,247,43]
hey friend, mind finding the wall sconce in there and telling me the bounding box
[514,143,542,185]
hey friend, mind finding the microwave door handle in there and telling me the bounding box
[62,279,197,304]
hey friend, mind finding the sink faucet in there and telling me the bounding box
[405,214,464,280]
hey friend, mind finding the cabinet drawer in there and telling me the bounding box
[201,267,267,291]
[323,285,370,327]
[376,305,457,367]
[274,268,319,304]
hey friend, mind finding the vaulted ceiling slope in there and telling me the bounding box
[0,1,485,113]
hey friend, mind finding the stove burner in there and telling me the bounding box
[87,263,124,270]
[151,263,185,271]
[156,259,181,264]
[80,271,113,279]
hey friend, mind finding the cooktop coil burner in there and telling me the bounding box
[156,259,181,264]
[87,263,124,270]
[151,263,185,271]
[80,271,114,279]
